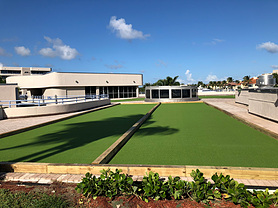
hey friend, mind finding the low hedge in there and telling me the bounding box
[76,169,278,207]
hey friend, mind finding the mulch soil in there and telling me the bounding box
[1,181,272,208]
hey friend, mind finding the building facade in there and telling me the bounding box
[145,86,198,102]
[0,67,52,79]
[6,72,143,99]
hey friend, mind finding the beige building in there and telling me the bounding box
[0,67,51,79]
[6,72,143,99]
[0,84,19,101]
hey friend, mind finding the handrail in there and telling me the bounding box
[0,94,109,108]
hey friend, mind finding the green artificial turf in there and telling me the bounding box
[111,98,145,102]
[199,95,235,99]
[109,103,278,168]
[0,104,155,164]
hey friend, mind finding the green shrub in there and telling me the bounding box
[76,168,278,207]
[140,171,168,202]
[75,168,134,199]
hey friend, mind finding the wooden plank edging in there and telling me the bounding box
[0,162,277,180]
[92,102,161,164]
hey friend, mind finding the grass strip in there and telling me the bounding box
[0,189,70,208]
[109,103,278,168]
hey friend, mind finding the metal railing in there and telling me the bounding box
[0,94,109,108]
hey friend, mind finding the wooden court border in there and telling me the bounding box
[0,162,277,180]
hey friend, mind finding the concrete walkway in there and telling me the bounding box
[1,172,277,190]
[1,99,278,189]
[0,103,117,137]
[203,98,278,139]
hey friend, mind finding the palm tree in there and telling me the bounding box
[212,81,217,90]
[217,81,222,89]
[0,76,5,84]
[166,76,180,86]
[272,73,278,86]
[227,77,233,83]
[243,75,251,87]
[153,76,180,86]
[197,81,204,88]
[208,81,213,89]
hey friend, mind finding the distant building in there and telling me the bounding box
[6,72,142,98]
[0,67,52,79]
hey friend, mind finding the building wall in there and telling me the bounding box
[7,72,142,88]
[66,87,85,96]
[235,89,249,105]
[0,67,51,79]
[3,99,110,118]
[0,84,18,101]
[7,72,142,98]
[248,89,278,121]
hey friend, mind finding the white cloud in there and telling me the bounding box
[0,62,3,67]
[205,38,225,45]
[0,47,12,56]
[185,70,195,83]
[271,65,278,69]
[206,74,218,82]
[257,41,278,53]
[156,59,167,67]
[176,78,184,84]
[109,16,150,40]
[105,63,123,69]
[39,36,79,60]
[14,46,31,56]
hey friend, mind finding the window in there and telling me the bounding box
[124,86,128,98]
[0,70,20,74]
[160,89,169,98]
[113,86,119,98]
[85,86,96,96]
[132,87,136,97]
[152,89,159,98]
[128,86,133,97]
[192,89,197,97]
[108,86,113,98]
[146,90,150,98]
[119,87,124,98]
[182,89,190,98]
[172,89,181,98]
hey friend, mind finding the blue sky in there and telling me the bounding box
[1,0,278,84]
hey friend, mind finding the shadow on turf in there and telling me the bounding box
[1,114,178,163]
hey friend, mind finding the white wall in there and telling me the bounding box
[3,99,110,118]
[0,84,18,101]
[7,72,143,88]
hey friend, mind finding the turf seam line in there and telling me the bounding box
[203,101,278,140]
[0,103,119,139]
[92,102,161,164]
